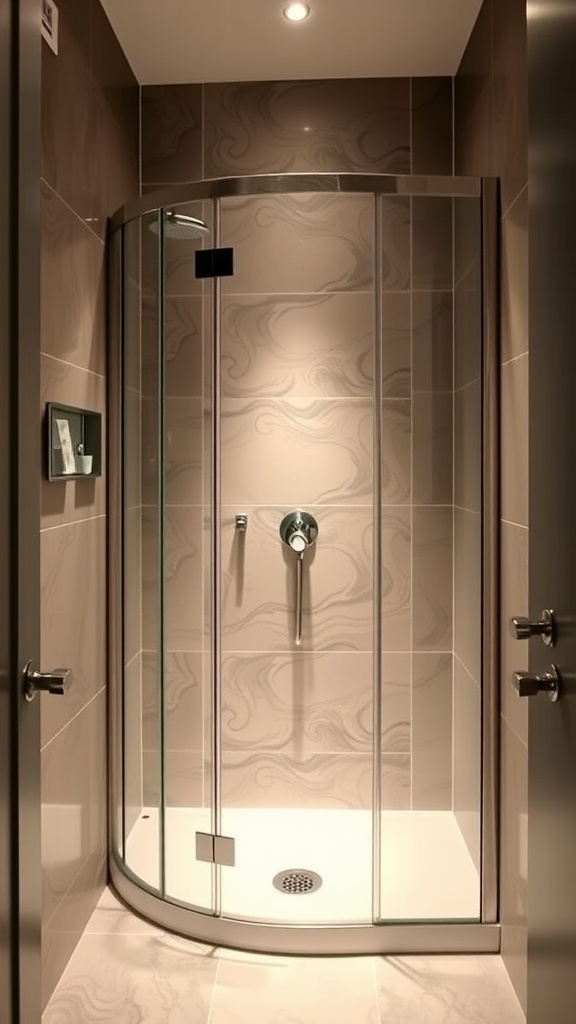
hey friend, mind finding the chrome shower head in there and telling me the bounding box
[150,209,209,239]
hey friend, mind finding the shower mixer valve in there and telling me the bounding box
[279,511,318,646]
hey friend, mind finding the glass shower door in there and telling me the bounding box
[217,190,376,924]
[377,193,483,922]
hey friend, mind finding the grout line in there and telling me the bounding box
[40,685,107,752]
[40,513,106,535]
[41,350,107,381]
[501,350,528,369]
[40,176,105,246]
[501,517,529,530]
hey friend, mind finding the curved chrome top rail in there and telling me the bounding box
[110,172,482,232]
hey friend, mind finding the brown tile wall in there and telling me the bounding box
[137,78,464,816]
[40,0,138,1007]
[455,0,528,1012]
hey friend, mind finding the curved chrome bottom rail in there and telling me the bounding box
[110,858,500,956]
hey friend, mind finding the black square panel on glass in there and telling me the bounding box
[195,247,234,279]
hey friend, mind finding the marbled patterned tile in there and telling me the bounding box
[142,650,203,754]
[221,292,374,398]
[165,397,203,505]
[381,292,410,398]
[42,931,218,1024]
[381,196,411,291]
[454,508,482,683]
[412,506,453,652]
[412,291,453,392]
[381,754,411,810]
[141,84,203,184]
[221,398,373,507]
[381,653,411,753]
[221,751,372,809]
[454,267,482,391]
[221,652,372,754]
[454,381,481,514]
[204,78,410,177]
[220,193,374,294]
[163,295,204,395]
[210,949,379,1024]
[221,505,373,652]
[411,77,453,175]
[381,507,411,653]
[381,401,411,504]
[412,196,453,291]
[142,505,204,650]
[124,655,142,836]
[412,391,453,506]
[374,954,525,1023]
[412,653,453,810]
[143,750,204,808]
[140,395,161,505]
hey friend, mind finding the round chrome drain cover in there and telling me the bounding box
[273,869,323,894]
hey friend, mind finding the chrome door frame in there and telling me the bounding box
[0,0,42,1019]
[109,173,500,955]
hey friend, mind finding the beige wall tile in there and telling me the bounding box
[412,392,453,506]
[412,507,453,652]
[41,690,106,940]
[143,505,204,650]
[143,750,204,808]
[221,652,372,755]
[454,380,482,514]
[492,0,528,213]
[381,653,411,753]
[221,293,374,399]
[164,296,204,395]
[40,518,106,747]
[381,507,411,652]
[454,0,495,177]
[143,650,203,754]
[412,291,453,393]
[221,752,373,810]
[412,197,453,291]
[382,292,411,399]
[124,506,142,664]
[221,398,373,507]
[412,653,453,810]
[124,655,143,835]
[165,397,203,505]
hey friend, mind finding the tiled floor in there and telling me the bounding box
[42,888,526,1023]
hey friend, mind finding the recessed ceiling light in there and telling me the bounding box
[282,2,311,23]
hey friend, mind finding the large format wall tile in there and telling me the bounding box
[40,517,106,747]
[381,652,411,753]
[164,296,204,394]
[41,182,105,375]
[381,507,411,653]
[412,653,453,809]
[492,0,528,213]
[221,194,374,294]
[165,397,203,505]
[412,392,453,505]
[412,291,453,393]
[221,293,374,399]
[221,652,372,754]
[382,292,410,399]
[143,750,204,808]
[221,752,373,809]
[41,690,106,941]
[412,197,453,291]
[142,505,204,650]
[124,654,143,835]
[124,506,142,664]
[221,505,373,652]
[455,0,495,177]
[204,79,411,177]
[142,650,203,754]
[141,85,203,184]
[412,507,453,652]
[221,398,373,507]
[455,380,482,514]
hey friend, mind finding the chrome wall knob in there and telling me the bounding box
[509,609,555,646]
[24,661,72,702]
[512,664,560,702]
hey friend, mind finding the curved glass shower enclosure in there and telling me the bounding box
[109,174,499,954]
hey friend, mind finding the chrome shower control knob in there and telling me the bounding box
[512,664,561,702]
[24,661,72,702]
[509,609,555,645]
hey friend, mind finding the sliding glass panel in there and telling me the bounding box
[218,191,375,924]
[378,194,483,922]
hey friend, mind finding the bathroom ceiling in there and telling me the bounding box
[100,0,484,85]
